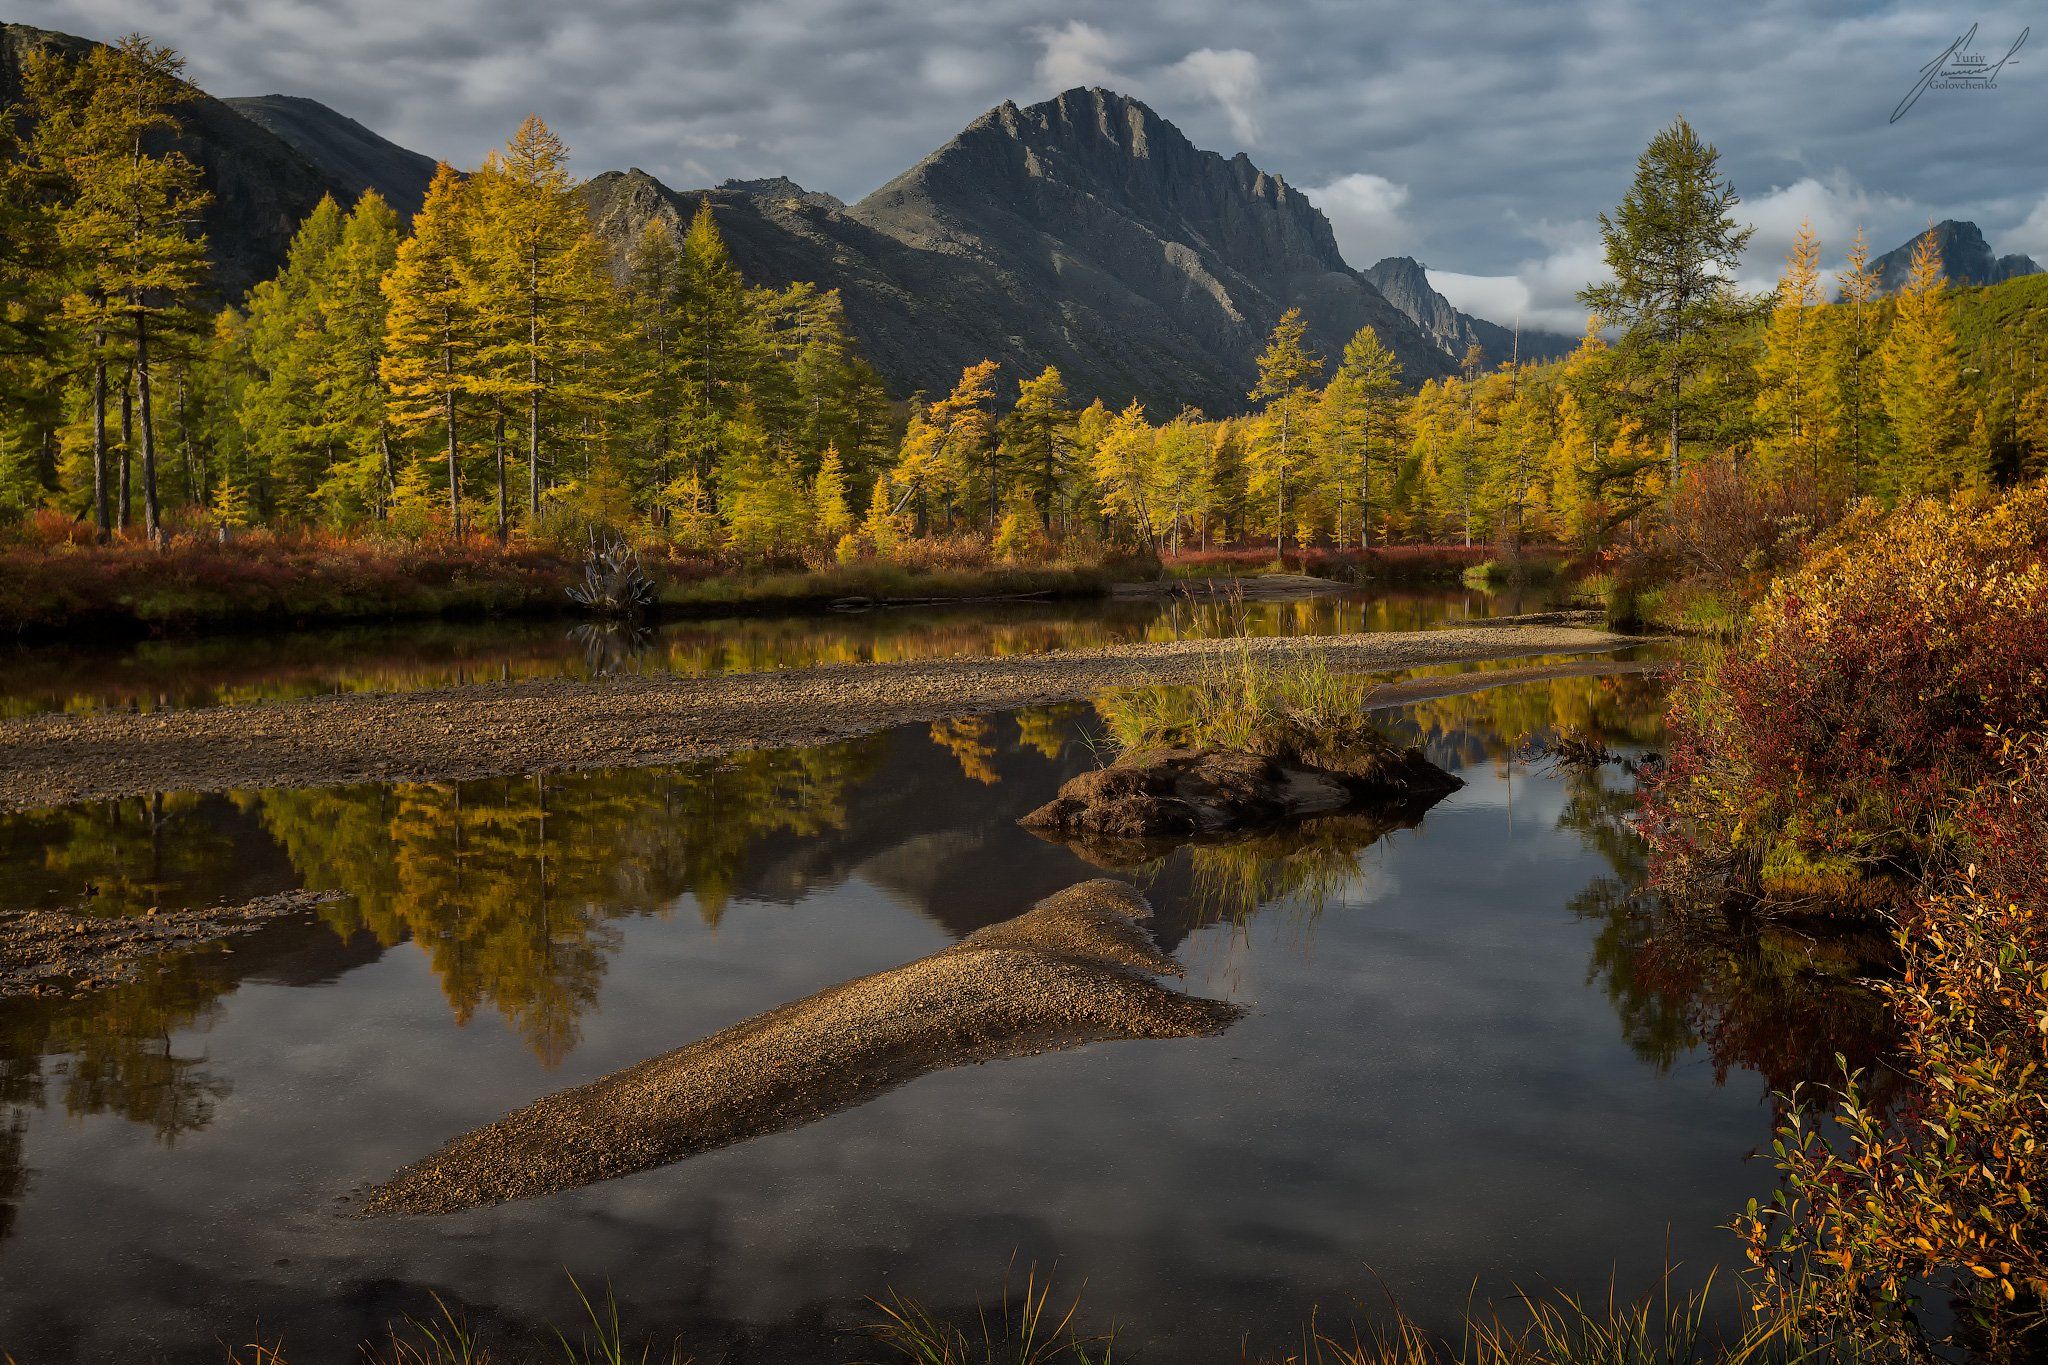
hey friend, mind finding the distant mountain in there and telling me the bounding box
[719,175,845,212]
[224,93,437,220]
[3,28,1562,410]
[1362,256,1576,367]
[1872,219,2040,294]
[0,23,354,298]
[592,88,1458,410]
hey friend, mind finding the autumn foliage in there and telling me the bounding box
[1641,481,2048,906]
[1740,732,2048,1358]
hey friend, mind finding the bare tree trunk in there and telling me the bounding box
[135,313,161,544]
[495,408,509,544]
[91,348,110,539]
[445,387,461,538]
[528,364,541,526]
[1360,438,1372,551]
[1668,375,1681,489]
[1275,408,1289,557]
[118,366,133,533]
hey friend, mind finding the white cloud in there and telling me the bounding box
[1303,172,1412,265]
[919,44,1005,97]
[1034,21,1122,92]
[1740,172,1919,293]
[1165,47,1262,145]
[1424,231,1604,334]
[2000,194,2048,263]
[1429,272,1531,326]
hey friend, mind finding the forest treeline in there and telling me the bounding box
[2,37,2044,562]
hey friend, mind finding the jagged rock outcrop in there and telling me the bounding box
[719,175,845,212]
[0,24,409,299]
[1363,255,1576,367]
[224,93,437,221]
[1871,219,2040,294]
[588,88,1461,409]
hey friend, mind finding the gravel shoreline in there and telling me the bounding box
[0,623,1633,809]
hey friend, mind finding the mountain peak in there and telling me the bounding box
[1872,218,2040,292]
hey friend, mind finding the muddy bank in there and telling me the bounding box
[1110,573,1355,601]
[1021,729,1459,844]
[0,624,1632,809]
[362,880,1239,1217]
[0,891,343,998]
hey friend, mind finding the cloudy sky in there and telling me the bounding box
[19,0,2047,331]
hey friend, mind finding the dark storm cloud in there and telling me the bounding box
[19,0,2047,329]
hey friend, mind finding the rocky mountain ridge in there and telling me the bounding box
[1871,219,2039,293]
[1362,256,1577,366]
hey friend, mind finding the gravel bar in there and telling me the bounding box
[0,624,1633,809]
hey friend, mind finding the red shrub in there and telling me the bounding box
[1641,482,2048,904]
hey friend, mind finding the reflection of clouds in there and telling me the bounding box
[0,672,1776,1361]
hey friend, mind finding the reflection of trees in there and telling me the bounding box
[245,740,885,1066]
[1,591,1505,718]
[1177,815,1411,927]
[0,792,244,916]
[1553,762,1896,1093]
[0,956,235,1170]
[1013,704,1084,762]
[1399,666,1669,772]
[928,716,1000,785]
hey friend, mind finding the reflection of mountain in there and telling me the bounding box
[0,1108,22,1244]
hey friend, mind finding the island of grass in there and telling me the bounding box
[1023,650,1461,851]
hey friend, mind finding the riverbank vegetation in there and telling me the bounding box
[3,41,2045,638]
[1638,476,2048,1358]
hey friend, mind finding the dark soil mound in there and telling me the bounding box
[1020,720,1461,844]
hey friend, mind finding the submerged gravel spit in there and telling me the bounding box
[0,624,1630,809]
[362,880,1241,1217]
[0,891,343,998]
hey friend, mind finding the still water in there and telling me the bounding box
[0,658,1877,1362]
[0,586,1545,716]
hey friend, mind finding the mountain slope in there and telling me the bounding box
[591,89,1455,409]
[1872,219,2039,294]
[1363,256,1576,366]
[224,93,437,220]
[0,24,367,298]
[845,88,1456,403]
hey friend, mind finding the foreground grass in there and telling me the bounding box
[1096,649,1374,755]
[211,1269,1842,1365]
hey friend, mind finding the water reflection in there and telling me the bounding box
[0,664,1921,1361]
[252,743,890,1064]
[0,588,1531,717]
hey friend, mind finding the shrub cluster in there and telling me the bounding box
[1741,732,2048,1358]
[1641,482,2048,907]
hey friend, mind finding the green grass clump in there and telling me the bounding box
[1095,647,1376,757]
